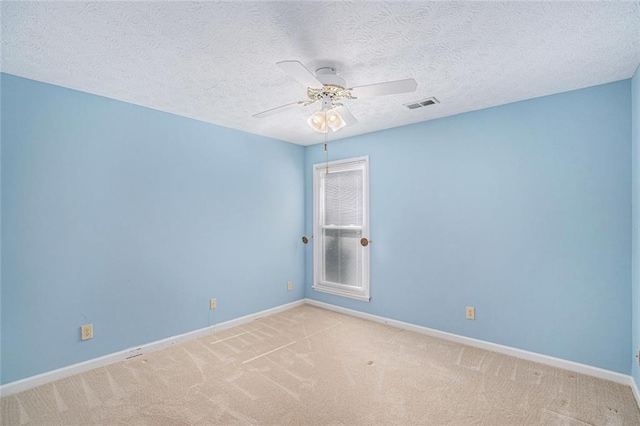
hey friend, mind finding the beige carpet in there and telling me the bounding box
[1,305,639,425]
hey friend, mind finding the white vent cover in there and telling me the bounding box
[404,97,439,110]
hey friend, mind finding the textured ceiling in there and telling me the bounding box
[2,1,640,146]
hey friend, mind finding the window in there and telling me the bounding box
[313,156,370,301]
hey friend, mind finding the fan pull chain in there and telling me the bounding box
[324,109,329,173]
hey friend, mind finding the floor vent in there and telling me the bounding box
[404,97,439,110]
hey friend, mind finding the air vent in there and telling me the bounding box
[404,97,439,110]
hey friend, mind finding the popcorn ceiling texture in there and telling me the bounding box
[1,1,639,145]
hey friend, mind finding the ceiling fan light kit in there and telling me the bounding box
[253,60,418,134]
[307,107,347,133]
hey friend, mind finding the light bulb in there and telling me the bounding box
[307,111,327,133]
[326,109,346,132]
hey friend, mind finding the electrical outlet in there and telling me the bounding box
[210,298,217,310]
[81,324,93,340]
[287,281,293,291]
[466,306,475,320]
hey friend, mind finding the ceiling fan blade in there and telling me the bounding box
[333,105,358,127]
[252,101,305,118]
[277,60,324,89]
[349,78,418,98]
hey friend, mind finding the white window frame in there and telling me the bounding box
[313,156,370,301]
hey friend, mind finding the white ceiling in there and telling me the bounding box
[2,1,639,146]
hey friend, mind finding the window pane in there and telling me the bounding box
[323,229,362,288]
[324,169,363,226]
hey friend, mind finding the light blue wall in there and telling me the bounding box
[0,74,305,384]
[1,72,634,385]
[304,80,632,374]
[632,65,640,389]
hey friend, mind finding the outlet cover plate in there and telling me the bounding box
[81,324,93,340]
[466,307,475,320]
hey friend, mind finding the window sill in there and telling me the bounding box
[312,285,370,302]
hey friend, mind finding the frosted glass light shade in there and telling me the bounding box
[326,109,346,132]
[308,111,327,132]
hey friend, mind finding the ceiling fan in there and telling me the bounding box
[253,60,418,133]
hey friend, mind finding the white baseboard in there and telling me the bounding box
[0,299,305,397]
[3,296,638,410]
[304,298,632,386]
[632,376,640,411]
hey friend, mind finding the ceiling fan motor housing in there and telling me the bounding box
[315,66,346,88]
[306,66,351,103]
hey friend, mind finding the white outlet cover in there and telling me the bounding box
[81,324,93,340]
